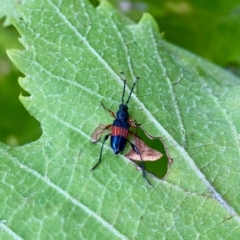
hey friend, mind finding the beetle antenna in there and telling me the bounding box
[126,76,139,105]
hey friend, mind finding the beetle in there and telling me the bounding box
[91,72,152,186]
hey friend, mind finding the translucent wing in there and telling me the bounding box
[91,124,111,143]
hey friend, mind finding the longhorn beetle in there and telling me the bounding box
[91,72,152,186]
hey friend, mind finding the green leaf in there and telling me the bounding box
[1,0,240,239]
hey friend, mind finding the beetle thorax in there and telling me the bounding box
[116,104,129,121]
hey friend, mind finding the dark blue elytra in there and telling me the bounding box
[91,72,152,186]
[111,119,129,154]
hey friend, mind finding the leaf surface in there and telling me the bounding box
[1,0,240,239]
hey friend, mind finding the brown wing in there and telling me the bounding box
[125,135,163,161]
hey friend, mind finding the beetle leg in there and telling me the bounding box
[127,139,152,187]
[100,102,116,118]
[128,119,141,136]
[91,133,111,171]
[128,118,142,128]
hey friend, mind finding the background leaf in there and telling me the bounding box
[1,0,240,239]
